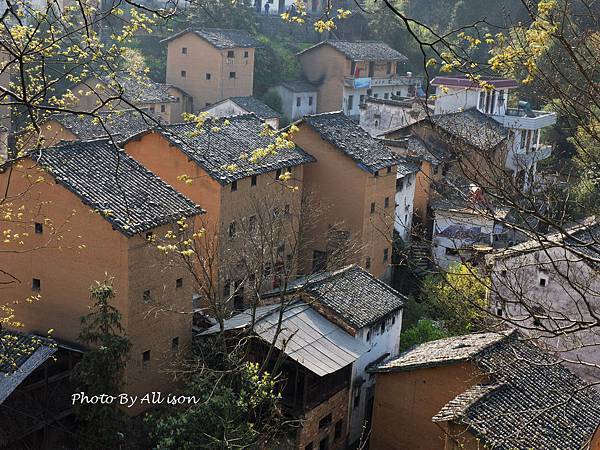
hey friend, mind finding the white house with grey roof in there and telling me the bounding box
[201,96,281,129]
[394,157,419,243]
[263,265,405,446]
[273,80,318,122]
[431,75,557,188]
[488,217,600,385]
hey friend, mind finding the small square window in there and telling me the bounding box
[229,221,236,238]
[176,278,183,288]
[539,278,547,287]
[318,413,332,430]
[370,202,376,214]
[229,72,236,79]
[231,180,237,192]
[181,70,187,78]
[171,337,179,351]
[383,248,389,262]
[384,197,390,208]
[143,289,151,303]
[181,47,187,54]
[374,170,379,177]
[142,350,150,368]
[32,278,41,291]
[496,308,503,317]
[501,270,507,277]
[227,50,234,58]
[251,174,257,186]
[160,104,166,113]
[244,50,249,58]
[34,222,43,234]
[206,73,211,80]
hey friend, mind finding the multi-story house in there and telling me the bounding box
[201,95,281,129]
[205,264,404,448]
[394,159,419,243]
[297,40,421,118]
[122,114,315,311]
[274,80,318,122]
[163,28,259,112]
[488,217,600,385]
[431,75,557,188]
[69,71,192,124]
[291,112,399,280]
[263,265,405,447]
[0,139,203,414]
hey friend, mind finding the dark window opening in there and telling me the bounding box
[383,248,389,262]
[276,168,282,179]
[231,180,237,192]
[229,221,237,238]
[227,50,234,58]
[370,202,376,214]
[319,413,332,430]
[181,47,187,54]
[312,250,327,273]
[296,97,301,107]
[143,289,151,303]
[32,278,41,291]
[35,222,43,234]
[251,174,257,186]
[161,104,166,113]
[384,197,390,208]
[244,50,249,58]
[387,166,392,173]
[206,73,211,80]
[176,278,183,288]
[142,350,150,368]
[308,96,313,106]
[171,337,179,351]
[181,70,186,78]
[539,278,547,287]
[365,257,371,269]
[229,72,236,79]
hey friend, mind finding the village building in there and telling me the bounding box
[431,75,557,188]
[369,331,600,450]
[274,80,318,122]
[69,71,192,123]
[263,265,405,446]
[359,96,428,137]
[0,331,83,448]
[378,134,445,235]
[201,95,281,128]
[488,217,600,385]
[207,264,405,448]
[393,158,419,243]
[250,0,325,16]
[162,28,259,112]
[296,41,421,118]
[122,114,315,311]
[20,109,161,149]
[0,140,204,414]
[291,112,399,280]
[200,300,365,450]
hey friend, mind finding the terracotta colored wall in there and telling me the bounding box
[297,387,349,450]
[370,363,484,450]
[20,120,77,149]
[293,124,395,279]
[299,46,349,113]
[166,33,254,110]
[0,159,194,413]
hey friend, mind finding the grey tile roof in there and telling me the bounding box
[0,331,56,403]
[162,28,260,49]
[395,155,420,178]
[299,40,408,61]
[46,110,160,141]
[229,96,281,119]
[138,114,315,184]
[103,72,179,104]
[22,140,203,236]
[201,300,369,377]
[430,108,508,150]
[280,80,317,93]
[372,331,512,372]
[267,265,405,330]
[301,112,402,174]
[434,334,600,450]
